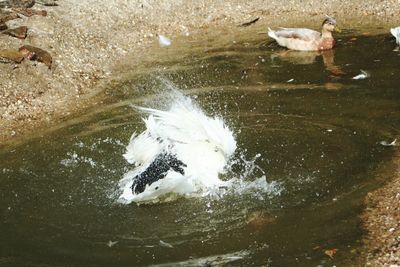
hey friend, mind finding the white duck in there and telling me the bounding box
[390,27,400,45]
[118,98,237,204]
[268,16,340,51]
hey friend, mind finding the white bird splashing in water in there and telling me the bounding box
[117,94,237,204]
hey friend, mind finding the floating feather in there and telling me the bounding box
[158,34,171,47]
[390,27,400,45]
[352,70,370,80]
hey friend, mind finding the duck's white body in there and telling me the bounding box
[391,27,400,45]
[118,98,237,204]
[268,27,336,51]
[268,28,323,51]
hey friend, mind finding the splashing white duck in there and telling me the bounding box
[390,27,400,46]
[118,97,237,204]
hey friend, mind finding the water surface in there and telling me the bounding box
[1,30,399,266]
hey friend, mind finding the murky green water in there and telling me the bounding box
[1,31,399,266]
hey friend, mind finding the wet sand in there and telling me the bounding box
[0,0,400,265]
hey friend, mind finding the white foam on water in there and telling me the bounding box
[116,84,280,204]
[60,152,97,168]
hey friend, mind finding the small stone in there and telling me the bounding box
[0,49,24,63]
[35,0,58,6]
[0,0,35,8]
[0,10,20,24]
[19,45,52,68]
[12,8,47,17]
[2,26,28,39]
[0,23,8,31]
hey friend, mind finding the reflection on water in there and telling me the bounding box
[272,49,343,73]
[0,31,399,266]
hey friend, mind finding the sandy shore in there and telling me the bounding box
[0,0,400,265]
[361,148,400,267]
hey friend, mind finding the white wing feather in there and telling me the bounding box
[390,27,400,45]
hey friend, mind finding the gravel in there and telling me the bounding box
[362,150,400,267]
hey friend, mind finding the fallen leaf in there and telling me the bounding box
[324,248,338,259]
[329,66,346,76]
[239,17,260,27]
[246,210,275,228]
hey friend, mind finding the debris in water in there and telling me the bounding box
[324,248,338,259]
[158,34,171,47]
[329,66,346,76]
[107,240,118,248]
[239,17,260,27]
[352,70,370,80]
[226,256,243,261]
[246,210,275,228]
[159,240,174,248]
[287,78,294,83]
[379,139,397,147]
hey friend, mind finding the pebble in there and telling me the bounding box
[2,25,28,39]
[0,49,24,63]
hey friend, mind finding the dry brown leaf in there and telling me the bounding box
[324,248,338,259]
[329,66,346,76]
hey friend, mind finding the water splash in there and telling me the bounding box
[116,80,279,204]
